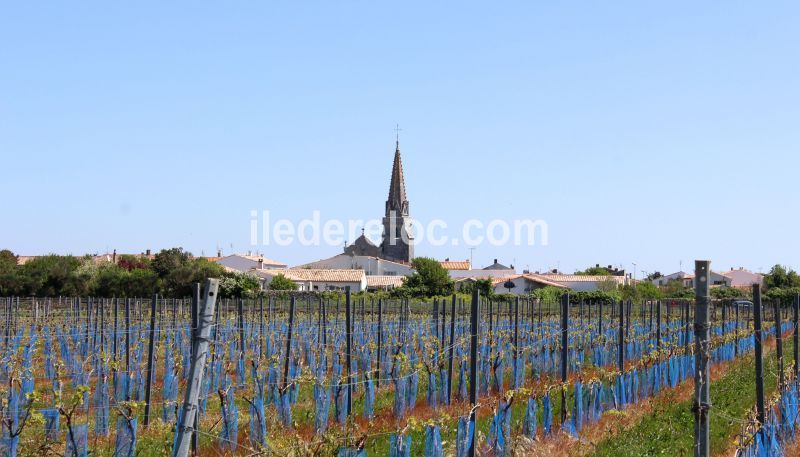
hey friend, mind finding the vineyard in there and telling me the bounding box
[0,270,798,456]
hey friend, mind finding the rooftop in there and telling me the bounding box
[366,275,406,288]
[256,268,365,282]
[223,254,287,267]
[539,274,627,283]
[440,259,471,270]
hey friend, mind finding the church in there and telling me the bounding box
[343,139,414,263]
[289,139,415,280]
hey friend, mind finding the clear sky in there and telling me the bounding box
[1,1,798,276]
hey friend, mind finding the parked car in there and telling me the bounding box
[732,300,754,309]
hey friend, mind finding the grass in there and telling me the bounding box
[591,337,793,457]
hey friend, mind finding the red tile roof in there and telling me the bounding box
[257,269,365,282]
[366,275,406,288]
[440,260,471,270]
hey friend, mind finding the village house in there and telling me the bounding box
[439,258,471,272]
[216,253,287,272]
[255,268,366,292]
[293,253,412,276]
[536,273,628,292]
[651,271,732,288]
[722,267,764,289]
[366,275,406,291]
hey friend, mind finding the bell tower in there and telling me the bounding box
[381,139,414,262]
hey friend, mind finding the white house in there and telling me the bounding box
[450,269,521,280]
[293,254,413,276]
[722,268,764,289]
[366,275,406,291]
[255,268,367,292]
[455,274,568,295]
[537,274,628,292]
[491,274,569,295]
[652,271,732,288]
[651,271,695,288]
[707,271,732,287]
[216,254,287,272]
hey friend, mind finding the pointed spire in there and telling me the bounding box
[387,140,407,211]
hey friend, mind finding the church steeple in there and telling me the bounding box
[386,140,408,214]
[381,137,413,262]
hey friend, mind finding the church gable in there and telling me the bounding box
[344,233,381,257]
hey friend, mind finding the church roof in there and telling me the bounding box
[387,141,407,209]
[352,233,378,248]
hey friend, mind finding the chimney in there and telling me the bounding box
[445,257,450,261]
[494,259,498,265]
[596,264,600,268]
[217,248,222,257]
[112,249,117,263]
[510,264,514,270]
[523,269,530,274]
[146,249,151,256]
[607,265,612,269]
[258,258,264,269]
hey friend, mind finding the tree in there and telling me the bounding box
[0,250,17,274]
[646,271,663,281]
[530,286,567,302]
[597,278,619,293]
[117,254,149,271]
[0,248,228,298]
[17,255,82,296]
[574,266,611,276]
[571,290,620,304]
[764,265,800,290]
[620,282,662,301]
[151,248,191,278]
[125,268,159,297]
[711,287,748,299]
[400,257,455,297]
[269,274,297,291]
[92,263,127,297]
[0,249,18,296]
[220,272,261,298]
[458,278,493,298]
[660,279,694,299]
[638,282,662,300]
[160,257,225,297]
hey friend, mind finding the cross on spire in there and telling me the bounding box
[394,124,402,146]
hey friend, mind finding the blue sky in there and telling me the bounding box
[1,1,798,276]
